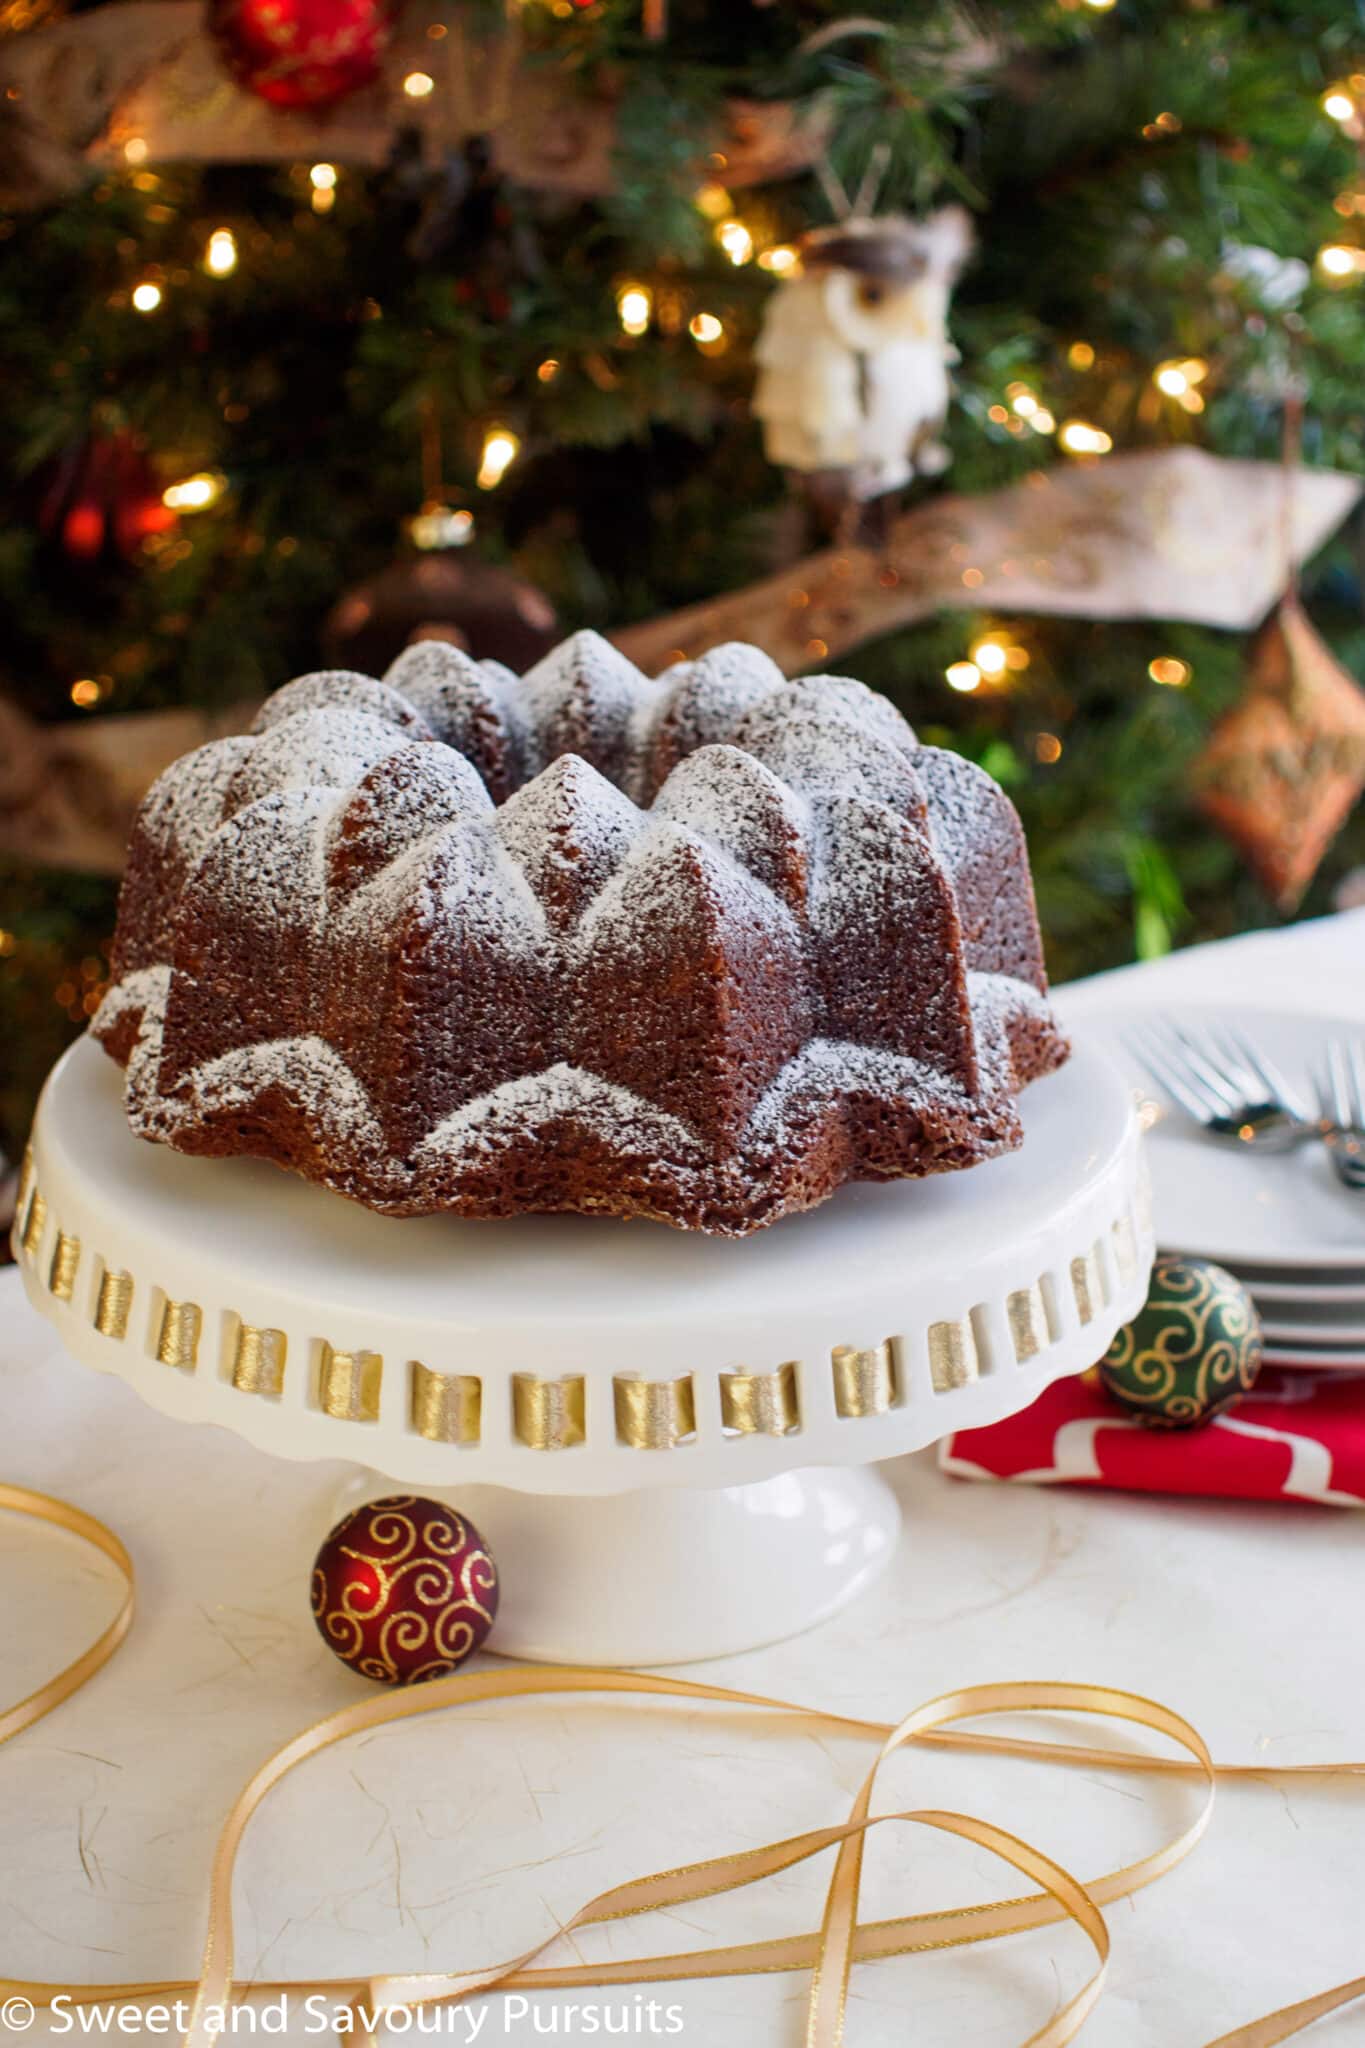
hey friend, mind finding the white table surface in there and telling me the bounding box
[5,909,1365,2048]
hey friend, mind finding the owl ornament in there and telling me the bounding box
[754,206,973,525]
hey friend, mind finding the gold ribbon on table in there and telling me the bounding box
[2,1482,1364,2047]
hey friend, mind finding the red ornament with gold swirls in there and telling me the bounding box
[311,1495,498,1685]
[210,0,397,111]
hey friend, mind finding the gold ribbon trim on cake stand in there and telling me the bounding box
[512,1373,586,1449]
[156,1299,202,1371]
[318,1346,382,1421]
[1007,1282,1050,1361]
[928,1319,979,1392]
[20,1188,46,1258]
[720,1360,800,1436]
[1071,1248,1104,1325]
[831,1341,896,1416]
[94,1269,135,1340]
[1112,1214,1140,1289]
[231,1327,288,1399]
[410,1363,481,1445]
[4,1478,1365,2048]
[15,1145,34,1223]
[47,1232,80,1303]
[613,1374,696,1449]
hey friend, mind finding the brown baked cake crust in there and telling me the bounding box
[93,634,1068,1234]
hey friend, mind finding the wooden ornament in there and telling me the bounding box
[1195,598,1365,910]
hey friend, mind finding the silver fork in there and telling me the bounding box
[1125,1019,1318,1153]
[1315,1038,1365,1189]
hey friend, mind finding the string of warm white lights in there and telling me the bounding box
[80,22,1365,745]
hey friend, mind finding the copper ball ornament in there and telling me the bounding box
[322,553,559,677]
[311,1495,499,1685]
[1099,1254,1263,1430]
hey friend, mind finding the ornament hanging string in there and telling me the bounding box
[3,1482,1365,2047]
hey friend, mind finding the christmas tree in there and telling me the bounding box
[2,0,1364,1159]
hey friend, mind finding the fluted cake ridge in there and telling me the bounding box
[93,632,1068,1233]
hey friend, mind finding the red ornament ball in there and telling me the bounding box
[311,1495,498,1685]
[211,0,396,111]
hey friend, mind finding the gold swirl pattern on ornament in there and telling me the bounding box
[94,1268,134,1341]
[929,1318,979,1392]
[614,1374,697,1450]
[1106,1256,1261,1423]
[318,1344,382,1422]
[312,1500,497,1685]
[411,1363,481,1445]
[47,1231,80,1303]
[720,1360,800,1436]
[831,1341,896,1417]
[232,1326,287,1399]
[513,1372,585,1450]
[156,1299,202,1371]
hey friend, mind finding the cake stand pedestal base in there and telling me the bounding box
[19,1035,1152,1668]
[332,1465,901,1666]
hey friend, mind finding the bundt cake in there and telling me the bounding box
[93,633,1068,1234]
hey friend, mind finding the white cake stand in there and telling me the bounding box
[15,1034,1152,1664]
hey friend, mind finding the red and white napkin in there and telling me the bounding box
[941,1369,1365,1508]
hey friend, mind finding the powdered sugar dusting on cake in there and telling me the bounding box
[135,736,255,869]
[416,1062,702,1170]
[573,814,803,965]
[252,669,433,739]
[225,707,413,817]
[94,634,1068,1232]
[651,744,809,915]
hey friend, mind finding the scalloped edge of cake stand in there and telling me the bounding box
[16,1034,1152,1663]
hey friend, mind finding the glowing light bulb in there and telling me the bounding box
[716,218,754,266]
[1068,341,1096,369]
[758,244,799,275]
[205,228,237,277]
[1030,408,1056,434]
[409,503,474,550]
[694,182,731,221]
[537,358,560,382]
[1148,656,1191,687]
[689,312,724,346]
[122,137,148,165]
[971,639,1009,678]
[616,284,652,336]
[309,163,338,215]
[1318,243,1359,277]
[1323,88,1356,123]
[70,678,101,708]
[403,70,435,98]
[131,282,162,313]
[476,428,520,490]
[945,661,982,693]
[162,471,226,512]
[1059,419,1112,455]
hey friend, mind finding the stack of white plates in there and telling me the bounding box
[1085,1005,1365,1371]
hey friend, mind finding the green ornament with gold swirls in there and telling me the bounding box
[1099,1254,1263,1430]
